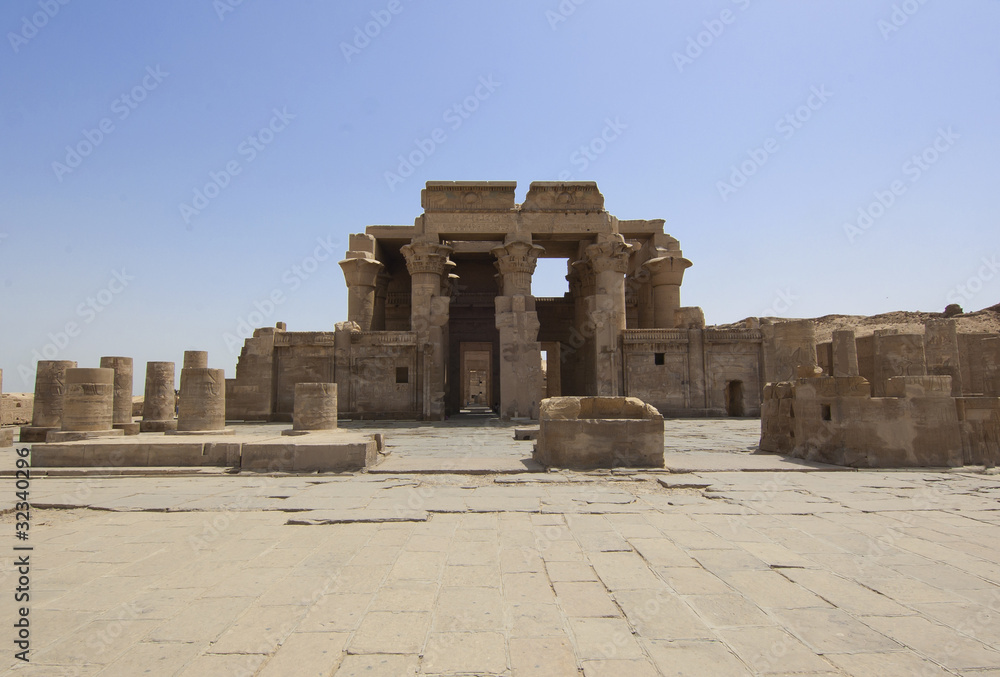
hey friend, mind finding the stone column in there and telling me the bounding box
[141,361,177,432]
[339,257,385,332]
[642,255,692,329]
[291,383,338,431]
[493,236,545,419]
[61,368,115,432]
[632,271,655,329]
[583,235,633,397]
[175,368,227,432]
[100,356,137,434]
[924,319,962,396]
[20,360,76,442]
[564,263,595,395]
[832,330,860,378]
[401,238,454,420]
[371,271,391,331]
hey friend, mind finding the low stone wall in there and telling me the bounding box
[760,374,998,468]
[534,396,664,469]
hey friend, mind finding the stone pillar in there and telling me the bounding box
[642,255,692,329]
[100,356,137,434]
[492,236,545,419]
[176,368,227,432]
[61,368,115,432]
[583,235,633,397]
[924,319,962,396]
[566,263,596,395]
[686,328,708,411]
[20,360,77,442]
[339,257,385,332]
[402,238,454,420]
[141,361,177,432]
[292,383,338,431]
[873,332,926,397]
[0,370,12,447]
[981,337,1000,397]
[761,320,817,384]
[632,271,655,329]
[371,271,391,331]
[832,330,860,378]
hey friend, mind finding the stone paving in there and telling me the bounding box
[2,420,1000,675]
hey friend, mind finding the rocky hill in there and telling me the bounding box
[717,303,1000,343]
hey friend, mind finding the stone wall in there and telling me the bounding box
[622,328,762,417]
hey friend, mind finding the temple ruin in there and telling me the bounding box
[226,181,765,422]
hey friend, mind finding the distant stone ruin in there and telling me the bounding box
[761,319,1000,467]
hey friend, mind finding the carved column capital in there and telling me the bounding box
[584,237,633,275]
[641,255,692,287]
[339,257,384,289]
[492,238,544,297]
[401,240,454,277]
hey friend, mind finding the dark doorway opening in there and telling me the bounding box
[725,380,745,417]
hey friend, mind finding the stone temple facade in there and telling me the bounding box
[226,181,766,421]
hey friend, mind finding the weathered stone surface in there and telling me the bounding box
[535,396,664,469]
[176,368,226,432]
[99,356,133,427]
[292,382,337,430]
[61,368,115,432]
[141,361,177,432]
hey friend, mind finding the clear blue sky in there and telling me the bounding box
[1,0,998,390]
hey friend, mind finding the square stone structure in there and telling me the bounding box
[227,181,764,421]
[762,320,1000,468]
[534,396,664,468]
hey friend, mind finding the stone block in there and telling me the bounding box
[534,396,664,469]
[884,375,953,398]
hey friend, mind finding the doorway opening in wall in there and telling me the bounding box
[460,342,493,413]
[725,380,745,417]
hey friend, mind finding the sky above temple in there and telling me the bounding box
[1,1,998,388]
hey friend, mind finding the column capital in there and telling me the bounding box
[584,237,633,275]
[568,260,596,296]
[401,239,454,277]
[642,255,692,287]
[491,239,544,277]
[339,257,384,288]
[492,238,544,297]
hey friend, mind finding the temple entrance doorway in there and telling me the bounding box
[460,342,494,410]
